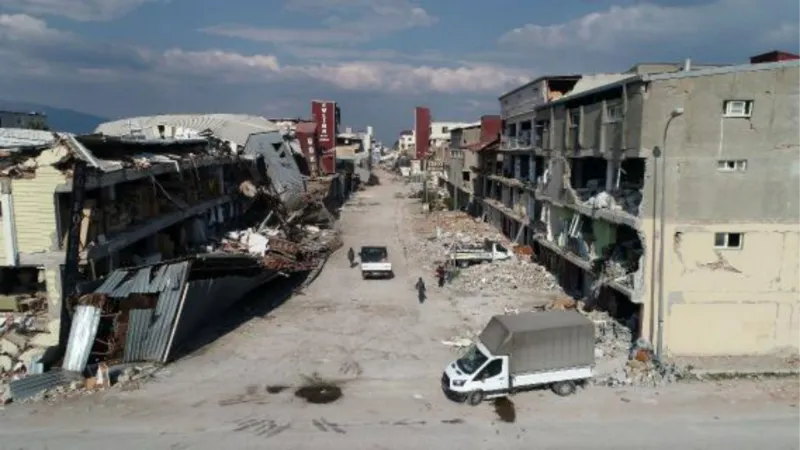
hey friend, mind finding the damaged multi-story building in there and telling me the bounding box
[484,55,799,357]
[442,116,501,215]
[0,113,340,365]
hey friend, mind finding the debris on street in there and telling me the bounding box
[408,211,562,296]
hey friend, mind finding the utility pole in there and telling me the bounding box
[422,157,428,214]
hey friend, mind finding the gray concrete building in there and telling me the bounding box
[486,59,799,357]
[0,111,48,129]
[442,116,502,215]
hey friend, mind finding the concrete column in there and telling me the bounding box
[529,156,536,182]
[605,159,615,192]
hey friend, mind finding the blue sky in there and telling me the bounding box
[0,0,797,142]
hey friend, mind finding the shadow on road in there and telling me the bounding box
[171,271,310,360]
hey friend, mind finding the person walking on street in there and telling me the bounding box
[415,277,426,304]
[347,247,355,268]
[435,265,445,288]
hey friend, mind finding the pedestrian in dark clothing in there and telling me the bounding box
[415,277,426,304]
[347,247,355,268]
[436,265,445,288]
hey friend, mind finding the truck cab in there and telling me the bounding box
[442,342,511,405]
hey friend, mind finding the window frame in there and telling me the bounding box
[716,160,747,172]
[714,232,743,250]
[723,100,753,118]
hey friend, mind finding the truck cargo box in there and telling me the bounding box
[478,310,594,375]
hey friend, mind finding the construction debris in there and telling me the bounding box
[0,308,55,400]
[409,211,562,296]
[578,180,643,217]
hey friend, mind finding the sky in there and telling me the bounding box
[0,0,797,143]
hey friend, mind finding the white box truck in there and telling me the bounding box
[441,310,595,405]
[359,246,393,279]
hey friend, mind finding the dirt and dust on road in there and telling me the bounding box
[0,168,796,450]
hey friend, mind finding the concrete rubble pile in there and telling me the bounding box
[409,211,503,270]
[226,180,343,272]
[219,225,342,273]
[578,180,643,216]
[0,311,51,386]
[409,211,562,295]
[450,260,561,295]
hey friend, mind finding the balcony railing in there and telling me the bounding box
[500,131,539,150]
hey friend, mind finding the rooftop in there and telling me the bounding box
[95,114,279,147]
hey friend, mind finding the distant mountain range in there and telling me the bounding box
[0,99,109,134]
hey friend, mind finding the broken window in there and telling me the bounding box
[593,224,644,289]
[569,109,580,127]
[714,232,743,249]
[567,213,583,238]
[717,160,747,172]
[723,100,753,118]
[534,120,549,147]
[605,103,623,122]
[570,157,607,192]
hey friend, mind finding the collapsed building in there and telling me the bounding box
[0,113,351,401]
[474,56,799,358]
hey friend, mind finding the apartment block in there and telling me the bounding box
[442,116,502,214]
[485,59,799,357]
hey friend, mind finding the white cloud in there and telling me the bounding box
[0,0,160,21]
[163,51,530,94]
[498,0,799,53]
[0,14,530,95]
[0,13,69,40]
[202,0,437,45]
[200,25,363,45]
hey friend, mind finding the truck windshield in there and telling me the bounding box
[360,247,387,262]
[455,344,488,374]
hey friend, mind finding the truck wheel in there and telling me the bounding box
[551,381,576,397]
[466,390,484,406]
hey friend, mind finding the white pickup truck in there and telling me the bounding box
[449,239,511,268]
[441,310,595,405]
[359,246,393,279]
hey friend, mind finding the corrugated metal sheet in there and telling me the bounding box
[62,305,101,372]
[123,309,154,362]
[142,262,188,361]
[244,132,305,211]
[79,258,277,364]
[8,370,82,401]
[0,128,56,149]
[95,114,279,146]
[95,269,129,294]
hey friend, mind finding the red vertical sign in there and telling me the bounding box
[311,100,336,152]
[414,106,430,160]
[312,100,337,174]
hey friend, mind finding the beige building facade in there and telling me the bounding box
[487,59,799,357]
